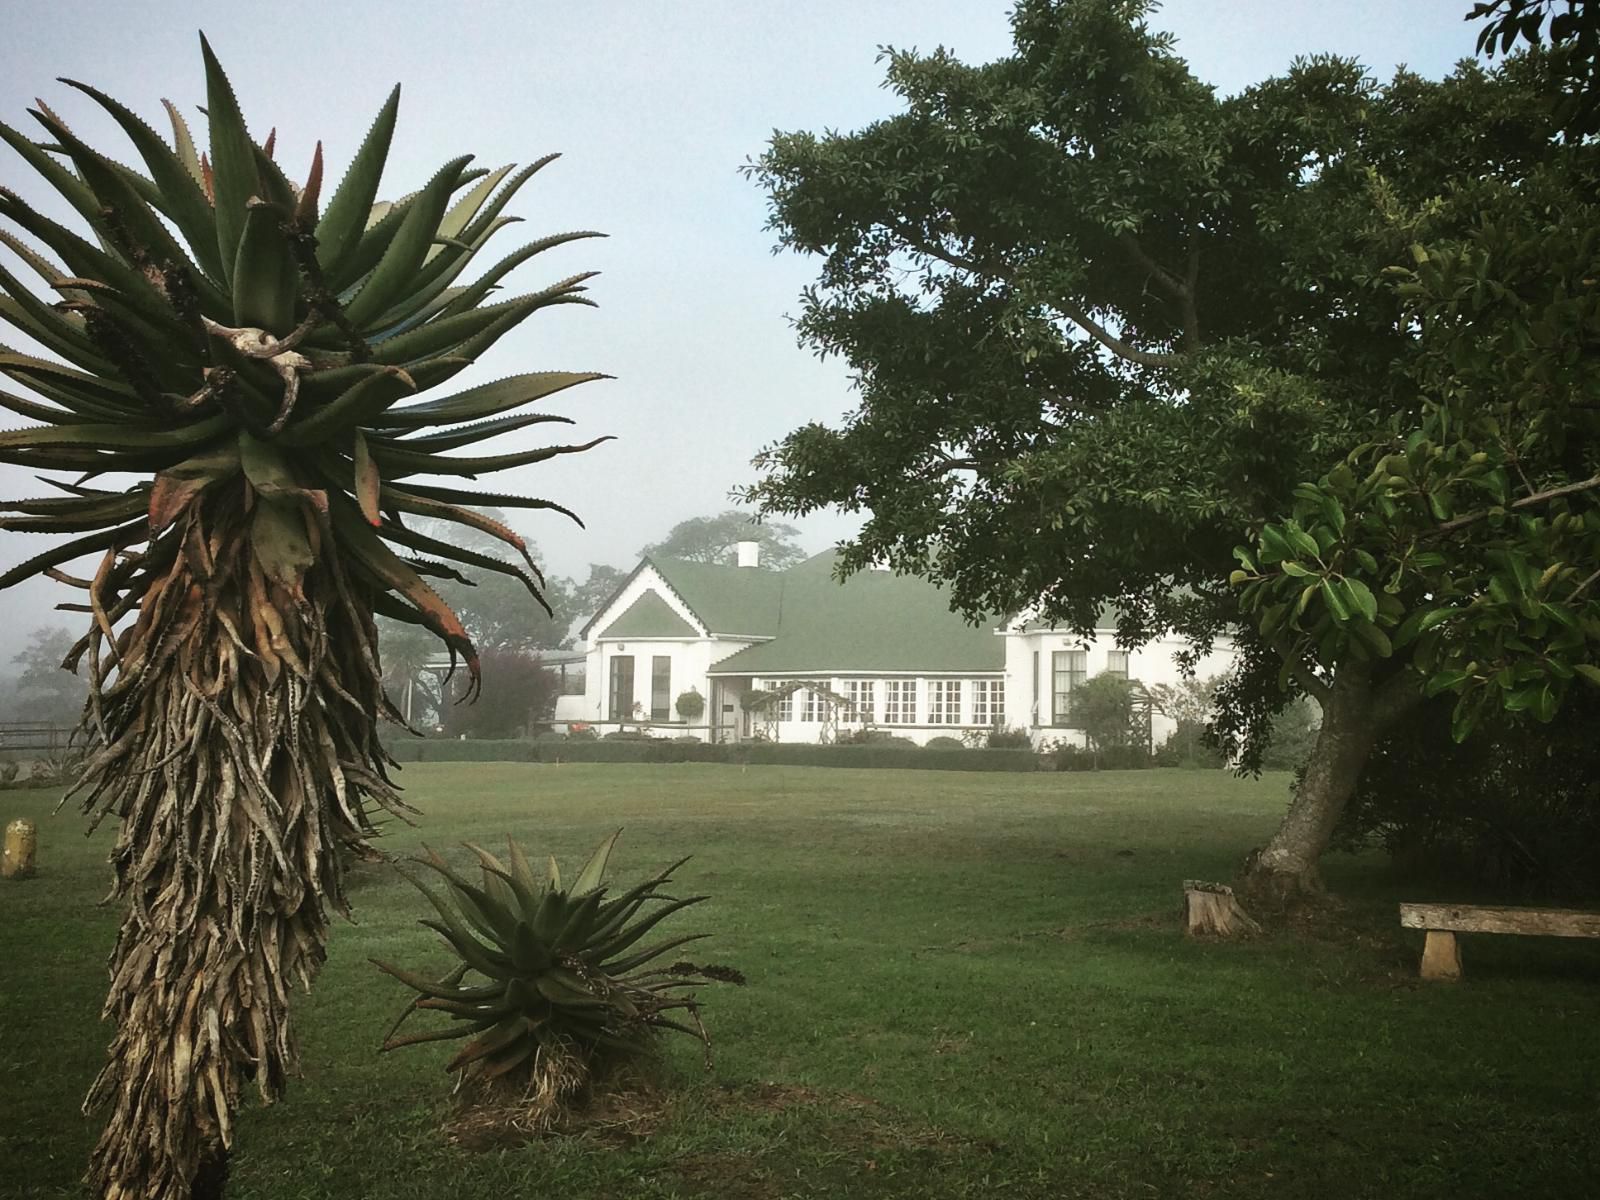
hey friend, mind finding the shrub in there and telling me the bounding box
[986,727,1033,749]
[1050,742,1150,771]
[0,761,18,786]
[924,736,965,750]
[674,690,705,721]
[442,649,560,740]
[375,832,737,1125]
[1337,694,1600,900]
[603,730,653,741]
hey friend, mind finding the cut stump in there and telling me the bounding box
[2,818,36,880]
[1183,879,1262,937]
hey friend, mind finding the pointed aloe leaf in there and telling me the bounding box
[506,838,541,911]
[0,413,226,453]
[280,364,418,445]
[0,386,92,426]
[161,99,204,186]
[0,259,114,374]
[381,413,574,455]
[368,434,613,480]
[603,933,711,979]
[341,155,472,327]
[378,370,606,429]
[231,200,298,332]
[571,829,622,896]
[353,430,381,525]
[475,1036,539,1080]
[372,959,504,1003]
[0,120,103,237]
[437,232,607,319]
[0,520,144,591]
[377,523,549,613]
[457,153,561,247]
[592,895,708,965]
[0,490,147,532]
[384,482,582,526]
[381,1018,495,1052]
[315,84,400,276]
[445,1014,533,1072]
[59,79,223,278]
[426,163,512,264]
[199,33,260,283]
[376,488,536,570]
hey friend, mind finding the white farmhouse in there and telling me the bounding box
[574,542,1234,748]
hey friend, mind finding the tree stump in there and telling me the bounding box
[2,818,37,880]
[1183,879,1261,937]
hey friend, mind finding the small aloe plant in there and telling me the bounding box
[376,831,730,1106]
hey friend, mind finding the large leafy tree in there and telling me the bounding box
[0,39,605,1199]
[9,624,87,722]
[744,0,1593,895]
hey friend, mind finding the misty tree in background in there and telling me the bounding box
[639,508,807,568]
[9,625,86,723]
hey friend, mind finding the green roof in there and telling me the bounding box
[707,554,1003,675]
[649,557,784,636]
[595,590,699,639]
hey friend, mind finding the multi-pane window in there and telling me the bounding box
[973,679,1005,727]
[884,679,916,725]
[928,679,963,725]
[764,679,793,722]
[1052,650,1087,724]
[844,679,875,723]
[651,656,672,721]
[1106,650,1130,680]
[608,655,635,721]
[800,684,821,723]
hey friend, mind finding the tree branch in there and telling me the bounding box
[891,222,1186,370]
[1373,667,1426,726]
[1432,472,1600,536]
[1267,631,1332,706]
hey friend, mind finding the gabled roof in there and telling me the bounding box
[596,590,699,639]
[649,557,783,636]
[709,555,1003,675]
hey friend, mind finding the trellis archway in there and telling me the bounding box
[742,680,860,743]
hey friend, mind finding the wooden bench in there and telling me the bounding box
[1399,902,1600,980]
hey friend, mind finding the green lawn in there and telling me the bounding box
[3,764,1597,1199]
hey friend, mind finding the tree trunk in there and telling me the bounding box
[1245,664,1389,897]
[70,491,411,1200]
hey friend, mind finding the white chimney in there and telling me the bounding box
[735,540,761,568]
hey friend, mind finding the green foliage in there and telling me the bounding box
[985,726,1035,749]
[674,689,706,721]
[639,509,806,569]
[441,649,559,739]
[1337,693,1600,899]
[1469,0,1600,132]
[375,832,723,1096]
[380,737,1044,772]
[924,735,965,750]
[1069,672,1144,761]
[0,40,609,684]
[1050,742,1152,772]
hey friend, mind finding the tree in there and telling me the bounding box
[1148,675,1219,766]
[1469,0,1600,131]
[1070,671,1140,768]
[640,508,806,568]
[0,43,604,1198]
[744,0,1590,895]
[11,625,87,723]
[570,562,628,624]
[441,647,558,738]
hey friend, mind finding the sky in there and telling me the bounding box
[0,0,1481,661]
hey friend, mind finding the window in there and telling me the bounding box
[608,655,635,721]
[844,680,876,723]
[884,679,916,725]
[1031,651,1040,717]
[800,684,821,723]
[651,656,671,721]
[973,679,1005,727]
[764,679,793,721]
[928,679,962,725]
[1052,650,1087,724]
[1106,650,1130,680]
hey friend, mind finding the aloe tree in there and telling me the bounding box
[0,38,606,1200]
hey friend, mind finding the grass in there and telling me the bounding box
[3,763,1598,1199]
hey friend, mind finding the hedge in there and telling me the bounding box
[380,738,1042,772]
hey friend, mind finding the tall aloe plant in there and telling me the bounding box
[0,37,607,1200]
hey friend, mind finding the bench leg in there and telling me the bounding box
[1420,930,1462,981]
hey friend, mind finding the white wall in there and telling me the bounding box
[1003,626,1236,749]
[737,672,1007,747]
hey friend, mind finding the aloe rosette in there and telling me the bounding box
[377,831,718,1105]
[0,36,607,1200]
